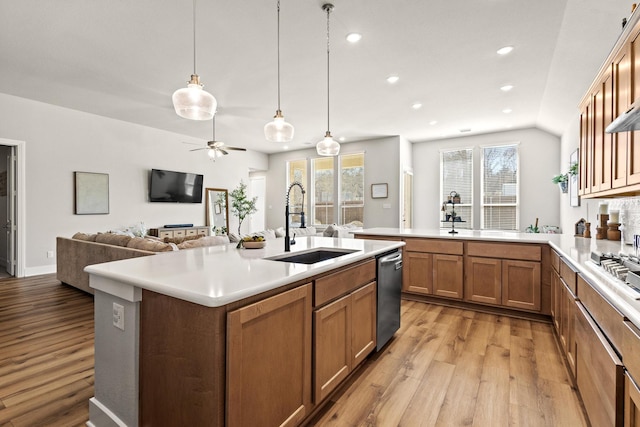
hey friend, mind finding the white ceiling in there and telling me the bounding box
[0,0,633,154]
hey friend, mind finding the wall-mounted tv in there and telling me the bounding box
[149,169,204,203]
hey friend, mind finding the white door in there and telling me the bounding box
[402,170,413,229]
[249,175,266,233]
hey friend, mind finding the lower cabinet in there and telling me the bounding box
[432,254,463,299]
[314,281,376,403]
[626,372,640,427]
[403,251,433,295]
[227,284,313,427]
[574,302,624,427]
[551,266,576,376]
[465,257,540,311]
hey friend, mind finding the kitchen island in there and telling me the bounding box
[85,236,404,427]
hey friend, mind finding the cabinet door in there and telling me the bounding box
[575,302,624,427]
[433,254,463,299]
[502,260,541,312]
[580,103,591,195]
[464,257,501,305]
[314,294,351,403]
[227,284,312,427]
[613,47,631,188]
[351,282,376,368]
[561,282,576,377]
[402,251,432,295]
[626,372,640,427]
[631,27,640,185]
[551,271,561,334]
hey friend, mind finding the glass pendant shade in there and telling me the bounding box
[264,111,294,142]
[207,148,222,158]
[172,75,217,120]
[316,131,340,156]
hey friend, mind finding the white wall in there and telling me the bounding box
[0,93,268,275]
[264,136,402,230]
[412,127,561,230]
[559,113,586,233]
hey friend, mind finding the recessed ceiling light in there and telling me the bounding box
[460,128,471,133]
[339,136,346,142]
[412,102,422,110]
[303,141,313,145]
[503,108,513,114]
[429,120,438,126]
[283,146,289,150]
[497,46,514,55]
[346,33,362,43]
[386,75,399,84]
[500,84,514,92]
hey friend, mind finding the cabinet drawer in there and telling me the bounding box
[577,274,624,352]
[575,302,624,427]
[159,231,173,239]
[173,230,186,238]
[551,250,560,273]
[467,242,541,261]
[560,259,577,295]
[624,320,640,383]
[186,229,197,236]
[197,228,208,236]
[404,238,463,255]
[315,260,376,307]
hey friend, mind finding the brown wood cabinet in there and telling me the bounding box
[314,281,376,403]
[574,302,624,427]
[626,373,640,427]
[227,284,313,427]
[402,238,463,299]
[465,256,501,305]
[502,259,541,311]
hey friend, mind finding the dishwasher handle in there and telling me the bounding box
[379,252,402,264]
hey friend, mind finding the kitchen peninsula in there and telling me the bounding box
[85,236,404,427]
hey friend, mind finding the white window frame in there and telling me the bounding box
[480,142,520,231]
[439,147,474,230]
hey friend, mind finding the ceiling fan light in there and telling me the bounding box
[316,132,340,156]
[264,111,294,142]
[172,76,217,120]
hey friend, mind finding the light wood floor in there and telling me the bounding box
[0,275,587,426]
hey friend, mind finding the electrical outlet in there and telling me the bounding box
[46,251,54,258]
[113,303,124,330]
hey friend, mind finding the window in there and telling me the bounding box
[286,159,307,225]
[287,153,365,226]
[313,157,334,225]
[481,144,519,230]
[440,148,473,229]
[340,153,364,225]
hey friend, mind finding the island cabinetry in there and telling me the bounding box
[550,256,577,375]
[623,320,640,427]
[227,283,313,427]
[402,238,463,299]
[465,242,541,312]
[314,261,376,403]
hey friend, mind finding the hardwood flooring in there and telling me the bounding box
[0,274,94,427]
[0,275,587,426]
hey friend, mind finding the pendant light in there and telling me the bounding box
[172,0,217,121]
[316,3,340,156]
[264,0,295,142]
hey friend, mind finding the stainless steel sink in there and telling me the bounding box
[265,248,358,264]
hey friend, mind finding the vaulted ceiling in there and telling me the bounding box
[0,1,632,153]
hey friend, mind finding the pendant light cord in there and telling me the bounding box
[326,4,331,133]
[193,0,197,74]
[277,0,281,111]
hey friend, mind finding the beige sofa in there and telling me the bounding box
[56,232,230,294]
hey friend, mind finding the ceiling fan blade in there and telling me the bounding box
[219,148,229,155]
[182,141,201,146]
[225,146,247,151]
[190,147,209,152]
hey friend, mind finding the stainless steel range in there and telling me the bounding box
[590,251,640,298]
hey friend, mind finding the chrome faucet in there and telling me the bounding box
[285,182,306,252]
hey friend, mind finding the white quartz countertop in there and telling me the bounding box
[85,236,404,308]
[357,227,640,328]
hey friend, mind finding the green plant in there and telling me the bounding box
[552,173,568,184]
[230,181,258,243]
[568,161,578,176]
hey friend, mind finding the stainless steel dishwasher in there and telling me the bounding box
[376,250,402,350]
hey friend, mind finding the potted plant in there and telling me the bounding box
[230,181,258,248]
[552,173,568,193]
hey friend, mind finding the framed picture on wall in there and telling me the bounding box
[570,149,580,207]
[74,172,109,214]
[371,183,388,199]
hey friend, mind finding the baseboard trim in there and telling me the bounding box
[24,265,56,277]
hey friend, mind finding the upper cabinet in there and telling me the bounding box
[580,12,640,198]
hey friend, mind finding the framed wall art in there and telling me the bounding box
[74,172,109,215]
[371,183,388,199]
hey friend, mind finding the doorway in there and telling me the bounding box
[0,138,24,278]
[402,170,413,228]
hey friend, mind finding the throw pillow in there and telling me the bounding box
[127,237,174,252]
[72,232,97,242]
[163,234,204,244]
[274,227,285,238]
[177,235,230,249]
[95,233,132,247]
[323,224,337,237]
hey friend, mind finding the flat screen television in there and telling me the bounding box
[149,169,204,203]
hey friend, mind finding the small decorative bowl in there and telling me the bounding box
[242,240,266,249]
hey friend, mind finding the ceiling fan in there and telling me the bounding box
[189,116,246,159]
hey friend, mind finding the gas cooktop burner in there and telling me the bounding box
[590,251,640,296]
